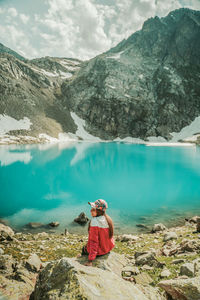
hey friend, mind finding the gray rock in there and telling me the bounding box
[159,276,200,300]
[120,234,139,242]
[121,266,140,277]
[180,262,195,277]
[74,212,89,225]
[160,268,171,278]
[32,253,149,300]
[152,223,167,233]
[25,253,42,272]
[135,251,160,267]
[48,221,59,227]
[163,232,178,242]
[172,259,185,264]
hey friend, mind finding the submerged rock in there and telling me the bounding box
[74,212,89,225]
[27,222,45,229]
[48,221,60,227]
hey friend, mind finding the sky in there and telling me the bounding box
[0,0,199,61]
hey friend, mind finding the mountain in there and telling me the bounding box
[0,50,82,142]
[61,7,200,141]
[0,7,200,144]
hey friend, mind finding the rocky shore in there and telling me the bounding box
[0,217,200,299]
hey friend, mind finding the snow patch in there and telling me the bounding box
[107,50,125,60]
[59,71,72,79]
[107,84,116,89]
[125,94,131,98]
[146,142,194,147]
[113,137,146,144]
[70,112,101,141]
[0,114,32,135]
[170,116,200,142]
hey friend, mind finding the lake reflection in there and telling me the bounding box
[0,142,200,234]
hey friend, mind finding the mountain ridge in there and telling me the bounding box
[0,7,200,144]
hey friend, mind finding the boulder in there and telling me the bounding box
[159,276,200,300]
[74,212,89,225]
[152,223,167,233]
[32,252,149,300]
[163,232,178,242]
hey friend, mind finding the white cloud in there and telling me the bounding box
[19,13,30,24]
[7,7,18,17]
[0,0,199,60]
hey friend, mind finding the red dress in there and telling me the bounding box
[86,215,115,261]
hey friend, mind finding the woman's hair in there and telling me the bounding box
[88,209,114,238]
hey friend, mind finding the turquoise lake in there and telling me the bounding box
[0,142,200,234]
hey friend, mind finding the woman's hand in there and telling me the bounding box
[84,260,93,266]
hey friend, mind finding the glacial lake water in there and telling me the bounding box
[0,141,200,235]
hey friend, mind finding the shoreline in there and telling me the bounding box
[0,216,200,299]
[0,133,199,147]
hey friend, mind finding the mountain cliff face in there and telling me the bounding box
[61,7,200,140]
[0,7,200,144]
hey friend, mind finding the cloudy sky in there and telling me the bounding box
[0,0,199,61]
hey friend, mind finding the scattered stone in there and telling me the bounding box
[160,268,171,278]
[134,272,154,285]
[159,276,200,300]
[120,234,139,242]
[172,259,185,264]
[74,212,89,225]
[188,216,200,223]
[163,232,178,242]
[152,223,167,233]
[141,265,153,271]
[25,254,42,272]
[197,217,200,233]
[180,262,195,277]
[121,266,140,277]
[48,222,59,227]
[0,248,4,255]
[135,251,160,267]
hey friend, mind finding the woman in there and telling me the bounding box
[78,199,115,266]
